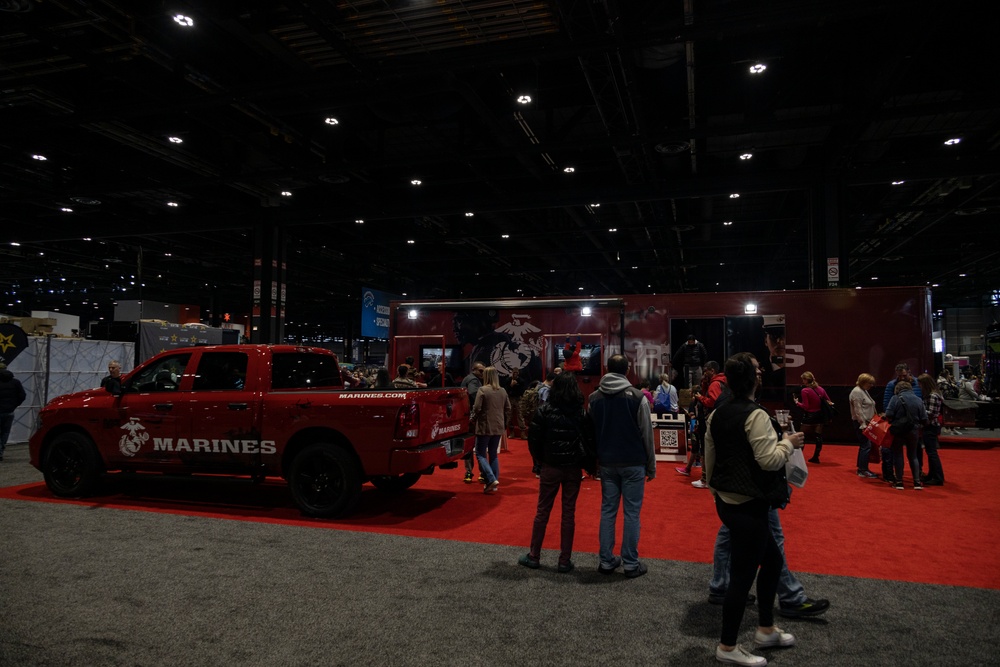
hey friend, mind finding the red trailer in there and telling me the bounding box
[391,287,933,443]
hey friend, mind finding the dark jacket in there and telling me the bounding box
[588,373,656,476]
[0,369,27,413]
[528,403,596,472]
[673,340,708,369]
[709,398,788,508]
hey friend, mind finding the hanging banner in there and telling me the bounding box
[361,287,397,339]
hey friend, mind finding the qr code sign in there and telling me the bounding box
[658,429,679,453]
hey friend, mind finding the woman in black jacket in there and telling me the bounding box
[518,372,596,573]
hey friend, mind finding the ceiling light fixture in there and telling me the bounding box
[739,153,753,160]
[465,212,474,217]
[31,154,47,161]
[407,309,418,320]
[60,207,73,212]
[944,138,962,145]
[891,180,905,185]
[608,228,617,232]
[581,307,593,317]
[591,203,600,207]
[729,193,740,198]
[501,234,510,239]
[280,191,292,197]
[355,219,364,224]
[517,95,532,104]
[407,239,415,244]
[166,202,179,207]
[744,303,758,314]
[723,221,733,226]
[749,63,767,74]
[324,117,339,125]
[173,14,194,27]
[168,136,183,144]
[563,166,575,173]
[410,179,422,185]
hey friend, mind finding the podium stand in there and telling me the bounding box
[652,413,687,462]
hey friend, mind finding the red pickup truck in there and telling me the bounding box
[28,345,473,517]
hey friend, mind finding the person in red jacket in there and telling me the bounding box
[562,336,583,372]
[690,361,728,489]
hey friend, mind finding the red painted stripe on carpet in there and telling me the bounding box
[3,441,998,590]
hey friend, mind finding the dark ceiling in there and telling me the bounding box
[2,0,998,338]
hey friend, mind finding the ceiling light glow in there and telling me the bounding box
[324,117,339,125]
[501,234,510,239]
[891,180,905,185]
[723,221,733,226]
[355,219,364,224]
[168,136,183,144]
[465,212,474,217]
[411,179,422,185]
[729,193,740,198]
[407,239,415,244]
[60,207,73,213]
[563,167,575,173]
[608,228,617,232]
[166,202,179,207]
[173,14,194,27]
[944,138,961,145]
[280,191,292,197]
[739,153,753,160]
[749,63,767,74]
[581,307,592,317]
[517,95,532,104]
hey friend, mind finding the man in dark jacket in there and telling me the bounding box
[588,354,655,578]
[0,362,28,461]
[673,334,709,389]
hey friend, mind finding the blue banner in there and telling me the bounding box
[361,287,396,339]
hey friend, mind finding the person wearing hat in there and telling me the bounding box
[0,361,27,461]
[760,316,787,394]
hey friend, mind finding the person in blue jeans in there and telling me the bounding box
[708,508,830,618]
[588,354,656,578]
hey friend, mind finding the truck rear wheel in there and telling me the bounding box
[370,472,421,493]
[288,443,362,518]
[43,432,103,497]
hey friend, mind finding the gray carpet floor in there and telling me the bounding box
[1,442,998,667]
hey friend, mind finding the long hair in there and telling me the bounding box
[549,372,584,411]
[917,373,939,397]
[374,368,391,389]
[800,371,818,388]
[724,352,758,398]
[482,366,501,390]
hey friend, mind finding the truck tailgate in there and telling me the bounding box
[417,389,470,443]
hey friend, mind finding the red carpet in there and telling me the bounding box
[3,440,998,590]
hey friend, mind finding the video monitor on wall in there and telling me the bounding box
[420,345,464,376]
[552,342,603,376]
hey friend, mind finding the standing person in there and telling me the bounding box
[917,373,945,486]
[793,371,831,464]
[706,353,804,666]
[0,362,27,461]
[460,362,485,483]
[562,336,583,372]
[588,354,656,578]
[101,360,123,392]
[519,373,596,572]
[426,360,456,388]
[691,361,727,489]
[849,373,879,478]
[537,370,556,404]
[652,372,679,416]
[885,381,928,490]
[673,334,708,389]
[470,366,510,494]
[391,364,417,389]
[884,362,922,407]
[501,367,527,438]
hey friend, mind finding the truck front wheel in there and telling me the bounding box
[43,432,103,497]
[288,443,362,518]
[370,472,421,493]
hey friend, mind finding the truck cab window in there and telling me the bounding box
[131,354,191,393]
[272,353,342,390]
[193,352,249,391]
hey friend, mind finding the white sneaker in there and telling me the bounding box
[716,644,767,666]
[753,626,796,648]
[692,479,709,489]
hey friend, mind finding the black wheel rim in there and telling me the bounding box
[294,451,346,511]
[48,442,84,490]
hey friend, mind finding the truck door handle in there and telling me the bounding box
[229,403,248,410]
[153,404,173,411]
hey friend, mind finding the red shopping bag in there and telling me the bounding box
[863,415,894,447]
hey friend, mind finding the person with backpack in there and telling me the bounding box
[652,373,678,416]
[885,381,928,490]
